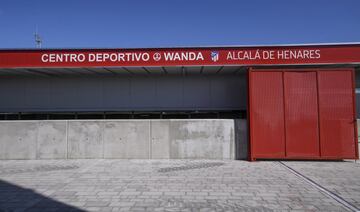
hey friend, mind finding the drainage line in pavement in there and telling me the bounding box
[278,162,360,212]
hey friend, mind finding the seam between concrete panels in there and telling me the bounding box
[66,120,69,159]
[232,120,236,160]
[102,121,105,159]
[36,121,40,159]
[228,122,232,160]
[149,120,152,159]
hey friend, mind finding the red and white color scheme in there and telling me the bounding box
[0,43,359,161]
[0,43,360,68]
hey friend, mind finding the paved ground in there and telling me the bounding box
[0,159,359,212]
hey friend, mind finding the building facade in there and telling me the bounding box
[0,43,359,160]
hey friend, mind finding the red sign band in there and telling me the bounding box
[1,44,360,68]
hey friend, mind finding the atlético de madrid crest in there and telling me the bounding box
[211,51,219,62]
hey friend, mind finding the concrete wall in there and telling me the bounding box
[0,119,239,160]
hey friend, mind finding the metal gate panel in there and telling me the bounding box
[250,68,358,160]
[318,70,358,158]
[284,72,320,157]
[249,71,285,159]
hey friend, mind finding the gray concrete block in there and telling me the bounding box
[68,121,103,159]
[151,120,170,159]
[103,121,150,159]
[37,121,67,159]
[0,121,38,159]
[235,119,248,159]
[168,120,234,159]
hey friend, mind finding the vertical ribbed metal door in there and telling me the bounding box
[284,72,320,157]
[249,71,285,159]
[318,70,357,158]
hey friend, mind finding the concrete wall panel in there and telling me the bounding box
[68,121,103,159]
[151,120,171,159]
[0,121,37,159]
[169,120,234,159]
[103,121,150,159]
[37,121,67,159]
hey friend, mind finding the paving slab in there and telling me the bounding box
[283,161,360,210]
[0,159,357,211]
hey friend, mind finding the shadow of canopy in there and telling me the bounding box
[0,179,84,212]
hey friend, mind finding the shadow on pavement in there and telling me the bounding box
[0,179,84,212]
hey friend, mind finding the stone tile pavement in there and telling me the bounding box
[283,161,360,210]
[0,159,359,211]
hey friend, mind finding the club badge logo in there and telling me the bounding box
[211,51,219,62]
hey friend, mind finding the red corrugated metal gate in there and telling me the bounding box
[249,68,359,160]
